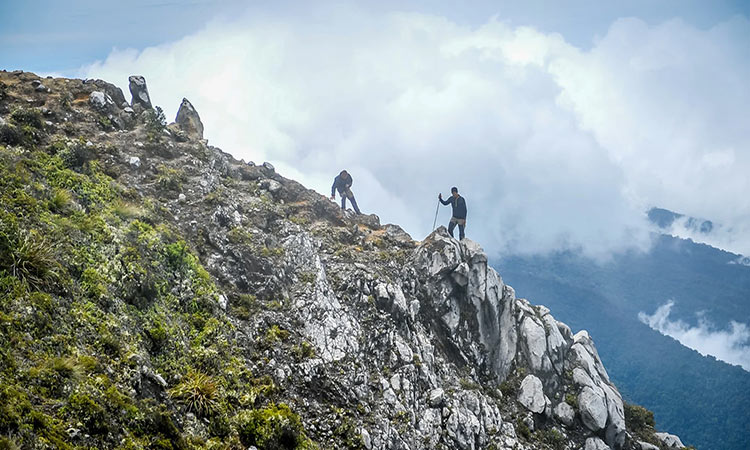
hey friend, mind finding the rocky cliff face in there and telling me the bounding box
[0,70,687,450]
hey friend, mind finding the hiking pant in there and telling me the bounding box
[339,188,361,214]
[448,217,466,240]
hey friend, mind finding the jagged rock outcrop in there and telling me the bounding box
[128,74,152,109]
[0,70,688,450]
[175,97,204,139]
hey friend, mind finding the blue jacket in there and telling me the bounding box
[331,173,353,196]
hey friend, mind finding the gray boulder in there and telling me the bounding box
[260,179,282,194]
[637,441,659,450]
[175,97,204,139]
[428,388,444,407]
[578,386,608,431]
[352,213,381,229]
[584,437,611,450]
[520,315,549,372]
[518,374,546,414]
[90,79,127,106]
[128,75,152,109]
[90,91,115,111]
[553,401,575,426]
[654,432,685,448]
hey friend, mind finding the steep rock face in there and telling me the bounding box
[0,71,685,450]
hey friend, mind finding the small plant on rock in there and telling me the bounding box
[292,341,315,361]
[536,427,566,450]
[48,188,73,213]
[144,105,167,141]
[0,227,60,290]
[231,293,258,320]
[565,393,578,410]
[515,417,532,440]
[169,371,221,417]
[156,164,186,191]
[624,402,661,445]
[265,325,290,344]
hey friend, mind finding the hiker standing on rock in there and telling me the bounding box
[439,187,467,240]
[330,170,361,214]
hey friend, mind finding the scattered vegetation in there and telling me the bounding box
[10,108,44,129]
[265,325,290,344]
[231,293,259,320]
[459,378,481,391]
[156,164,186,191]
[0,123,25,146]
[565,393,578,410]
[235,403,317,450]
[515,417,532,440]
[298,271,317,284]
[536,427,565,450]
[0,102,316,448]
[291,341,315,361]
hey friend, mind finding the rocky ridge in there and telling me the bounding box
[0,70,689,450]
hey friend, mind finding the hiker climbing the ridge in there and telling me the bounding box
[330,170,361,214]
[439,187,467,240]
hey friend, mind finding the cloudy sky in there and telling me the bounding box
[2,0,750,259]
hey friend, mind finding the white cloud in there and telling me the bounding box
[78,8,750,257]
[665,215,750,258]
[639,300,750,371]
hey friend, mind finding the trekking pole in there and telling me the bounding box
[432,199,440,231]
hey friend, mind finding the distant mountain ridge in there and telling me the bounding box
[495,214,750,450]
[647,208,714,234]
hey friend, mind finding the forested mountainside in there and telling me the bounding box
[496,234,750,450]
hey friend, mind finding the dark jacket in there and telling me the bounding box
[441,195,467,219]
[331,173,353,196]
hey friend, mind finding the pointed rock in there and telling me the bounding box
[175,97,204,139]
[128,75,152,109]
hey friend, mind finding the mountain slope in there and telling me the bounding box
[496,235,750,450]
[0,70,686,450]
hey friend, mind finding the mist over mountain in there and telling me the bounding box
[77,10,750,260]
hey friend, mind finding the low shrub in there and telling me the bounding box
[0,226,60,290]
[10,108,43,129]
[236,403,314,450]
[169,371,221,417]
